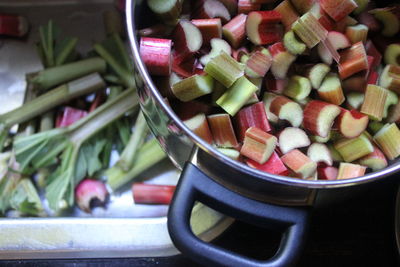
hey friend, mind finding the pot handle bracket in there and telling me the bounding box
[168,162,309,267]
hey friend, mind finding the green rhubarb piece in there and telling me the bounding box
[383,89,399,118]
[369,8,400,37]
[106,138,167,191]
[373,123,400,160]
[216,76,258,116]
[212,81,227,106]
[217,148,240,160]
[384,44,400,67]
[283,31,306,55]
[328,144,344,162]
[283,75,311,101]
[346,92,365,110]
[334,134,374,162]
[29,57,106,91]
[147,0,183,25]
[204,51,245,88]
[292,12,327,48]
[308,63,330,89]
[172,74,214,102]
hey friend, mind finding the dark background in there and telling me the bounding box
[2,178,399,267]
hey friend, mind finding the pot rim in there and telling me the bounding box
[125,0,400,189]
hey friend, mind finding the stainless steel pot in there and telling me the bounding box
[126,1,400,266]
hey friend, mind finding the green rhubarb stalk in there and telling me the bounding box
[106,138,166,191]
[93,33,135,88]
[55,37,79,66]
[0,155,22,214]
[0,73,105,151]
[14,89,138,212]
[116,112,149,171]
[38,20,55,68]
[29,57,106,91]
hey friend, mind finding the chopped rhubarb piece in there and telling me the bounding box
[334,15,358,32]
[302,63,331,89]
[337,109,369,138]
[234,102,271,142]
[238,0,261,14]
[342,72,367,93]
[336,163,367,179]
[292,12,328,49]
[309,2,336,31]
[217,148,241,160]
[379,65,400,94]
[155,72,181,99]
[283,75,311,101]
[132,183,175,205]
[171,74,214,102]
[172,20,203,62]
[317,31,351,65]
[200,38,232,66]
[373,123,400,160]
[207,113,239,148]
[303,100,341,138]
[172,55,196,78]
[383,90,399,119]
[291,0,316,14]
[281,149,317,179]
[184,113,214,144]
[216,76,258,116]
[278,127,310,154]
[283,31,306,55]
[270,95,303,127]
[274,0,300,31]
[369,7,400,37]
[246,151,289,176]
[232,47,249,61]
[387,100,400,124]
[367,70,379,85]
[265,74,287,94]
[334,134,374,162]
[262,92,279,124]
[317,166,338,180]
[147,0,183,24]
[140,37,172,76]
[360,84,388,121]
[245,48,272,78]
[75,179,108,213]
[338,42,368,80]
[345,24,368,44]
[307,143,333,166]
[173,100,213,121]
[191,18,222,46]
[245,11,283,45]
[384,44,400,66]
[240,127,277,164]
[192,0,231,24]
[223,14,247,49]
[268,42,297,79]
[204,51,244,88]
[0,14,29,37]
[319,0,358,22]
[56,107,88,128]
[317,73,345,106]
[358,146,388,171]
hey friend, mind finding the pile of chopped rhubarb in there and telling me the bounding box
[140,0,400,180]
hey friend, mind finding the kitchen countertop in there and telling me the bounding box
[2,177,399,267]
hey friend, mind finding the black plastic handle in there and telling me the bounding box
[168,162,309,267]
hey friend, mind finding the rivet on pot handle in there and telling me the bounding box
[168,163,309,267]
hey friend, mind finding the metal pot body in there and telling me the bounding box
[127,1,400,266]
